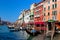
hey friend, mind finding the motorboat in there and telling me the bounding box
[8,25,14,29]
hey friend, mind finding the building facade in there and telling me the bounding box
[43,0,60,30]
[43,0,60,21]
[34,2,43,23]
[18,10,26,27]
[24,9,30,27]
[18,0,60,30]
[18,13,23,26]
[33,2,44,31]
[29,3,36,28]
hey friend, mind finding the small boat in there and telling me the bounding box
[8,25,14,29]
[9,28,16,32]
[9,28,20,32]
[25,29,40,36]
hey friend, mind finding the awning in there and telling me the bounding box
[35,22,45,24]
[55,22,60,26]
[48,20,55,22]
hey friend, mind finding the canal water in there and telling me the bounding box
[0,25,52,40]
[0,25,60,40]
[0,25,29,40]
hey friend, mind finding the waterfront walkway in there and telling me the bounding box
[53,33,60,40]
[31,33,60,40]
[32,34,45,40]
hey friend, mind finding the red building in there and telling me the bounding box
[34,3,43,22]
[34,2,45,31]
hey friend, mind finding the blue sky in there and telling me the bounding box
[0,0,42,22]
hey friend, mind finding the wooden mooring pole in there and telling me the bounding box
[51,22,55,40]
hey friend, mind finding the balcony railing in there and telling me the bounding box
[29,20,34,22]
[34,15,40,17]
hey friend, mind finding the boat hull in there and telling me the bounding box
[25,29,40,36]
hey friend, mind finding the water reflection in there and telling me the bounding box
[27,35,35,40]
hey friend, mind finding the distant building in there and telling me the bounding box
[0,17,1,24]
[18,12,23,26]
[18,10,27,27]
[0,17,1,22]
[24,9,30,25]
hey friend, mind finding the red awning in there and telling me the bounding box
[35,22,45,24]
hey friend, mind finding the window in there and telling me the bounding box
[27,18,29,19]
[43,18,45,21]
[36,11,40,15]
[52,0,57,2]
[48,1,50,4]
[52,0,55,2]
[52,11,57,15]
[52,4,57,9]
[52,4,54,9]
[48,12,50,16]
[48,17,50,20]
[52,16,56,20]
[44,7,46,11]
[44,13,45,16]
[30,17,34,20]
[55,3,57,8]
[48,6,50,10]
[55,0,57,2]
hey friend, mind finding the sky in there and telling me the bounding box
[0,0,42,22]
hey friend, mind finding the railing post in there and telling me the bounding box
[51,22,55,40]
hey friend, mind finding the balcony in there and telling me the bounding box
[30,13,34,16]
[29,20,34,22]
[34,15,40,18]
[52,16,56,21]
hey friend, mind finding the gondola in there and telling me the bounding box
[25,29,40,36]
